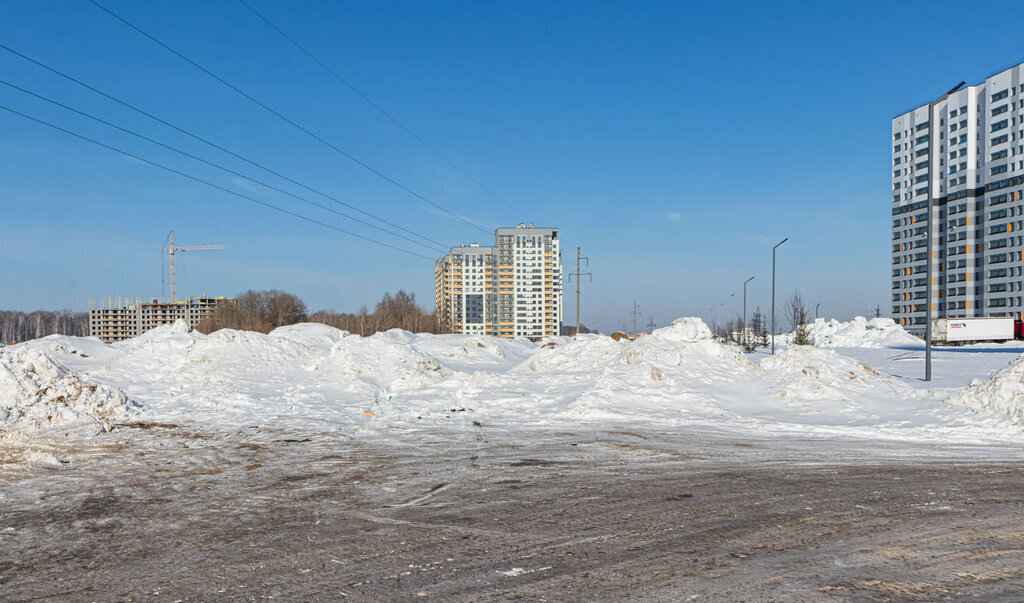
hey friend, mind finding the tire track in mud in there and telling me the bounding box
[4,430,1024,600]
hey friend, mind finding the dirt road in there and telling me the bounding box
[4,427,1024,601]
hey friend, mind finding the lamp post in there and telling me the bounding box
[920,85,964,380]
[743,276,755,343]
[743,278,755,326]
[771,237,788,355]
[815,302,821,320]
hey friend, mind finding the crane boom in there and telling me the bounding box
[166,230,225,303]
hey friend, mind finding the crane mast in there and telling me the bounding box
[166,230,225,303]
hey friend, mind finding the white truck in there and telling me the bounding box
[931,317,1014,344]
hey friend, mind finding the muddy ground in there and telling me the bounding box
[3,426,1024,601]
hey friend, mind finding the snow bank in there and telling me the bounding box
[315,329,448,395]
[0,346,135,431]
[760,345,885,400]
[805,316,920,348]
[5,315,1017,443]
[114,319,202,351]
[952,356,1024,423]
[649,316,714,343]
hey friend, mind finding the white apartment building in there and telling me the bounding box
[435,224,562,339]
[892,61,1024,334]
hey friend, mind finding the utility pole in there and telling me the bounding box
[165,230,225,303]
[875,305,882,319]
[771,237,788,355]
[567,247,591,336]
[631,302,641,336]
[647,316,655,334]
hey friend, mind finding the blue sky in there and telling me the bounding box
[2,0,1024,333]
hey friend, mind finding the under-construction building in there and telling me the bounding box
[88,296,233,343]
[436,224,562,339]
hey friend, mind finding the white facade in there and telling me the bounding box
[436,225,562,339]
[892,62,1024,334]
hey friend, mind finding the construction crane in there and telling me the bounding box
[165,230,225,303]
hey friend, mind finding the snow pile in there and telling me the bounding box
[520,317,731,376]
[649,316,714,343]
[806,316,921,348]
[315,329,449,396]
[760,345,886,401]
[399,333,536,374]
[0,346,135,430]
[951,356,1024,423]
[518,335,625,373]
[114,319,202,352]
[5,315,1021,443]
[268,322,351,349]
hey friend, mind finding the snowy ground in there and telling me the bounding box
[5,316,1024,599]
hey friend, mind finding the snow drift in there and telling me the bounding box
[0,346,135,431]
[952,356,1024,423]
[805,316,921,348]
[1,315,1019,443]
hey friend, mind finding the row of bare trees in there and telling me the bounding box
[194,289,439,336]
[713,291,814,350]
[0,310,88,344]
[194,290,308,334]
[308,290,439,335]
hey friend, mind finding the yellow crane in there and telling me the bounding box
[165,230,225,303]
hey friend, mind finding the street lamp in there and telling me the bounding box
[921,84,964,380]
[741,276,757,331]
[815,302,821,320]
[771,237,788,355]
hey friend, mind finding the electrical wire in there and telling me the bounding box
[0,42,448,249]
[236,0,513,210]
[0,77,447,253]
[87,0,489,234]
[0,103,436,260]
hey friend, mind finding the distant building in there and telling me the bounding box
[436,224,562,339]
[89,296,233,343]
[892,61,1024,334]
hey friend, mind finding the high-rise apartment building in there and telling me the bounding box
[435,224,562,339]
[892,62,1024,334]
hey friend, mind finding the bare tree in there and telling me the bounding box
[196,290,306,334]
[785,291,814,346]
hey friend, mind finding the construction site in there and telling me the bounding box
[88,231,230,343]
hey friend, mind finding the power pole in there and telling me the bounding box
[567,247,591,335]
[647,316,655,333]
[631,301,641,335]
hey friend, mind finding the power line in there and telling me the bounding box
[236,0,513,210]
[0,103,436,260]
[0,77,447,253]
[0,42,447,249]
[87,0,489,234]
